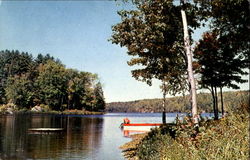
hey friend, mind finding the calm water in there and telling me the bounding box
[0,113,181,160]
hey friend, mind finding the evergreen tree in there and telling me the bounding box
[0,50,33,103]
[93,82,105,111]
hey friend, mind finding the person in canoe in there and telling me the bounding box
[124,117,130,124]
[120,117,130,128]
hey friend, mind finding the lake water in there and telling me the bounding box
[0,113,185,160]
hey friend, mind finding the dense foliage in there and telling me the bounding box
[194,0,250,62]
[193,31,248,119]
[106,90,248,113]
[110,0,201,95]
[0,50,105,111]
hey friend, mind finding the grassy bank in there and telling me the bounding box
[121,111,249,159]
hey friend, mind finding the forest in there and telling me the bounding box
[0,50,105,112]
[106,90,249,113]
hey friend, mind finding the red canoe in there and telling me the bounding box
[122,123,161,132]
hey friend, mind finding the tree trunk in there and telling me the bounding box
[181,6,198,125]
[67,98,70,110]
[211,86,216,119]
[214,87,219,120]
[162,110,166,124]
[220,87,224,117]
[162,81,167,124]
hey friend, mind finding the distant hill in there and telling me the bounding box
[106,90,249,113]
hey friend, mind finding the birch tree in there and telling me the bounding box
[180,0,198,124]
[112,0,202,124]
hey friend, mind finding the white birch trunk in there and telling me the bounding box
[181,9,199,125]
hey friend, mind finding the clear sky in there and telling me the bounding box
[0,1,248,102]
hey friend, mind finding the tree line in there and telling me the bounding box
[106,90,248,113]
[110,0,249,118]
[0,50,105,111]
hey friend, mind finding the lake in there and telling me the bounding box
[0,113,184,160]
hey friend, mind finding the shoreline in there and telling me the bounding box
[0,109,105,116]
[119,112,249,160]
[120,133,147,160]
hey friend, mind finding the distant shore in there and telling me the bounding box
[106,90,248,113]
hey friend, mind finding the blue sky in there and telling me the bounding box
[0,1,248,102]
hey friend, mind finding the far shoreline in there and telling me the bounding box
[0,108,105,116]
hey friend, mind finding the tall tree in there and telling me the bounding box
[0,50,33,103]
[180,0,198,124]
[35,60,67,110]
[66,69,100,110]
[5,74,34,108]
[112,0,201,123]
[160,81,167,123]
[191,0,249,118]
[111,0,199,97]
[93,82,105,111]
[66,69,80,109]
[194,31,248,119]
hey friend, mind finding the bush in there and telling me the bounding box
[0,103,17,114]
[40,104,51,112]
[137,127,176,160]
[0,105,7,113]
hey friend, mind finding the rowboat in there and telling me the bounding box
[28,128,65,134]
[121,123,161,132]
[28,128,64,132]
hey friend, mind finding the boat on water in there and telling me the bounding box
[121,123,161,132]
[28,128,65,134]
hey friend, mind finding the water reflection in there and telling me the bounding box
[0,114,104,160]
[1,113,176,159]
[122,130,146,138]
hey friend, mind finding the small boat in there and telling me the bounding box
[28,128,65,134]
[121,123,161,132]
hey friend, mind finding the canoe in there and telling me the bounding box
[121,123,161,132]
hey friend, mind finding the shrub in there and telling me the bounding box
[0,104,7,113]
[40,104,51,112]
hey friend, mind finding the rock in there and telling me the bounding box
[6,107,14,114]
[31,106,43,112]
